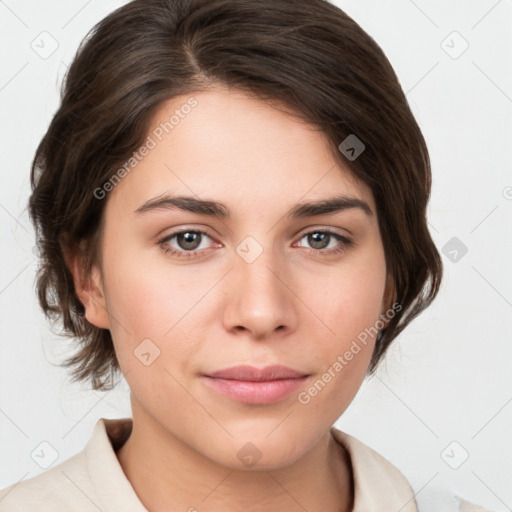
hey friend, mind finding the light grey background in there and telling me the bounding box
[1,1,511,510]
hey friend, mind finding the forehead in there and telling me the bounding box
[107,86,375,216]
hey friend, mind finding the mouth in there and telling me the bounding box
[202,365,310,405]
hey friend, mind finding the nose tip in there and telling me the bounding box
[231,319,287,338]
[221,252,297,340]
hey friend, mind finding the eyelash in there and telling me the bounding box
[157,228,353,259]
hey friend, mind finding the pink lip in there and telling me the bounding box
[202,365,309,405]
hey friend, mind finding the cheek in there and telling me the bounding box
[101,242,199,335]
[102,263,201,412]
[101,245,217,381]
[307,250,387,343]
[296,272,382,421]
[297,248,386,395]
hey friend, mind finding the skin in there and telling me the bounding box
[70,84,395,512]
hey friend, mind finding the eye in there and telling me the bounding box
[295,229,353,256]
[158,229,218,258]
[158,228,353,260]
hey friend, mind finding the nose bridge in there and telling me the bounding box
[222,236,297,338]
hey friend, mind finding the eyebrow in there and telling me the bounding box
[134,194,373,218]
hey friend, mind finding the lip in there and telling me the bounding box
[202,365,310,405]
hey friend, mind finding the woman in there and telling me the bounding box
[0,0,492,510]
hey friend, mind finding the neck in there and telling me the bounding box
[116,401,353,512]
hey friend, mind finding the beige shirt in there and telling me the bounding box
[0,418,490,512]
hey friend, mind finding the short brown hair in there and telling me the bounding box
[29,0,443,390]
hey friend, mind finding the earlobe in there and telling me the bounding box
[62,243,110,330]
[82,266,110,329]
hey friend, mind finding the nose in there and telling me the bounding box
[221,245,298,340]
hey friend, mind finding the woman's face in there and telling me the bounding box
[84,85,393,468]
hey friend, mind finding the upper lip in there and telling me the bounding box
[205,365,308,381]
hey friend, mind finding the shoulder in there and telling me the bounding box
[0,417,135,512]
[415,488,496,512]
[331,427,418,511]
[330,427,495,512]
[0,450,98,512]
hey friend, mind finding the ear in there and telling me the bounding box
[62,242,110,330]
[380,271,397,323]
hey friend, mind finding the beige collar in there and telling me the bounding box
[86,418,417,511]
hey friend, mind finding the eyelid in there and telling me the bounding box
[293,228,353,252]
[158,225,350,244]
[295,224,351,239]
[158,227,220,249]
[157,225,219,242]
[157,225,354,259]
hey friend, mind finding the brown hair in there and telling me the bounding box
[29,0,443,390]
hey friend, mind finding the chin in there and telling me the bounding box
[195,425,319,471]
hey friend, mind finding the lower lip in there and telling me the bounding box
[202,376,308,404]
